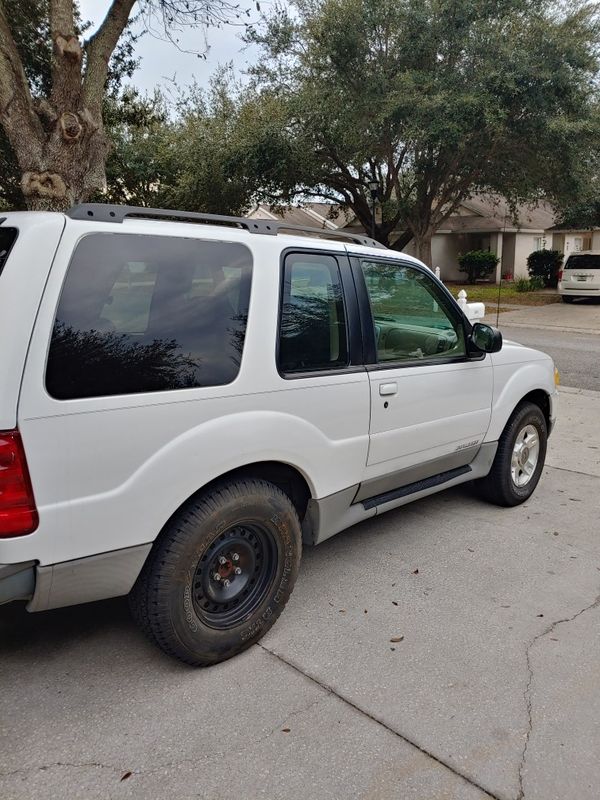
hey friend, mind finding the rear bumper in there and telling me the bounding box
[0,561,36,604]
[559,284,599,296]
[0,544,151,611]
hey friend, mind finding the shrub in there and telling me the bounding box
[526,249,563,288]
[528,275,545,291]
[514,277,532,292]
[457,250,499,284]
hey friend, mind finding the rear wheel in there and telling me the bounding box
[475,401,547,507]
[130,478,302,666]
[561,295,575,303]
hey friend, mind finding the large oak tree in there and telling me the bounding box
[0,0,248,210]
[244,0,600,262]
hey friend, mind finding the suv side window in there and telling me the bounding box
[278,253,349,374]
[46,233,252,399]
[361,260,466,363]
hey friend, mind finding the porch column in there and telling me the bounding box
[495,232,503,284]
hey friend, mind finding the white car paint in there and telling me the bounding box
[0,209,558,611]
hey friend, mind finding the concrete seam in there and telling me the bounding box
[258,643,503,800]
[517,589,600,800]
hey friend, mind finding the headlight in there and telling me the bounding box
[554,366,560,386]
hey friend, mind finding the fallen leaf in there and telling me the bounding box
[390,635,404,643]
[467,548,475,553]
[339,609,346,613]
[550,637,559,641]
[120,772,132,782]
[392,601,399,606]
[537,613,544,617]
[390,647,396,651]
[412,568,419,575]
[281,728,291,733]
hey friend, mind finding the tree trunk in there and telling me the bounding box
[0,0,134,212]
[413,232,433,267]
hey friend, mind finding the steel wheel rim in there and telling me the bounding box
[192,524,277,630]
[510,424,540,488]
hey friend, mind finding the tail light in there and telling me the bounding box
[558,270,563,282]
[0,431,38,537]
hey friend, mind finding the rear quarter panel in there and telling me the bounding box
[0,214,65,430]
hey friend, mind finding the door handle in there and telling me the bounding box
[379,382,398,396]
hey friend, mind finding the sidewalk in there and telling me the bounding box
[484,301,600,335]
[1,388,599,800]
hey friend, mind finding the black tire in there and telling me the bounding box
[475,401,547,507]
[561,295,575,303]
[130,478,302,666]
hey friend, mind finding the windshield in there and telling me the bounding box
[564,254,600,270]
[0,227,18,278]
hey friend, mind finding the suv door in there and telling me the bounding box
[352,258,493,500]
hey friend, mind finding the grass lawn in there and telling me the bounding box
[445,282,561,306]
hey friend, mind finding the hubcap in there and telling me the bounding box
[192,524,277,629]
[511,424,540,487]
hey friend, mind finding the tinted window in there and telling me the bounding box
[565,254,600,270]
[0,227,18,278]
[279,253,348,373]
[361,261,465,363]
[46,233,252,399]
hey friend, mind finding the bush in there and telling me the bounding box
[514,277,531,292]
[526,249,563,288]
[457,250,500,284]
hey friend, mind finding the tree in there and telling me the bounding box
[244,0,600,263]
[0,0,251,211]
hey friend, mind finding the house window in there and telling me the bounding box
[534,237,546,251]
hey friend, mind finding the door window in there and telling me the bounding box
[361,261,466,363]
[279,253,348,373]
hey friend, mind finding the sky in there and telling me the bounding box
[79,1,265,95]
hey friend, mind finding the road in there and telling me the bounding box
[498,325,600,391]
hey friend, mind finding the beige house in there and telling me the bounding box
[546,225,600,257]
[248,195,555,283]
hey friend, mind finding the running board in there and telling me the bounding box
[361,465,472,511]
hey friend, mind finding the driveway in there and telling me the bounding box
[1,388,599,800]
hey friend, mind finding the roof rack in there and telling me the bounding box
[67,203,385,249]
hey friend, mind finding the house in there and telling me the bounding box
[248,195,555,283]
[545,224,600,258]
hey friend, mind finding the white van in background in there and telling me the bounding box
[559,251,600,302]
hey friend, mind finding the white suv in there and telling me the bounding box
[0,204,558,665]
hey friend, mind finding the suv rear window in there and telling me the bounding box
[564,254,600,269]
[46,233,252,399]
[0,227,18,277]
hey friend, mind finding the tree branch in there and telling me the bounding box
[83,0,136,117]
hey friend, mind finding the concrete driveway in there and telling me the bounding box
[1,389,599,800]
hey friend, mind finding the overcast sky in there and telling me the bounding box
[79,1,265,95]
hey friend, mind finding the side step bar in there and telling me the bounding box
[362,465,472,511]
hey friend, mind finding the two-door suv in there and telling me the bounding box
[0,204,558,665]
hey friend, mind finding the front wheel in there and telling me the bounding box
[130,478,302,666]
[475,401,547,507]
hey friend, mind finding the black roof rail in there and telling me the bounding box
[67,203,385,249]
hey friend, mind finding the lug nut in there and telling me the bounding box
[232,553,240,562]
[213,573,221,581]
[234,567,242,575]
[223,579,231,588]
[218,556,227,565]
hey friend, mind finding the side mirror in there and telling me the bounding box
[470,322,502,354]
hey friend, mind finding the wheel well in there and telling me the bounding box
[189,461,312,522]
[520,389,551,430]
